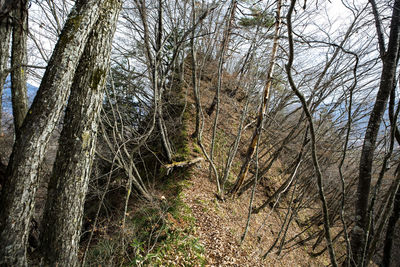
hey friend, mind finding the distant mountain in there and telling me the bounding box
[2,76,38,114]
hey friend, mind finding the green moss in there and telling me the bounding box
[125,187,205,266]
[193,143,201,154]
[58,14,83,47]
[71,14,83,29]
[174,144,190,162]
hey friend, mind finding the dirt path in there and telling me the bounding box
[181,162,261,266]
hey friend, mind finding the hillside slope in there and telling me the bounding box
[176,69,332,266]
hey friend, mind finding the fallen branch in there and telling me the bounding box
[164,157,204,174]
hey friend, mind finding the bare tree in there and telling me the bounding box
[230,0,282,196]
[351,0,400,265]
[208,0,236,187]
[285,0,338,265]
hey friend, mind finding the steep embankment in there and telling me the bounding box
[175,65,332,266]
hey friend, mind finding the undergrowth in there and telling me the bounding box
[85,183,205,266]
[85,82,205,266]
[128,181,206,266]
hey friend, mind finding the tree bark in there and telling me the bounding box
[39,1,121,265]
[0,1,105,265]
[0,9,11,136]
[10,0,28,137]
[381,187,400,267]
[1,1,16,14]
[351,0,400,265]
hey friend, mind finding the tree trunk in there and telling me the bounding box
[285,0,337,265]
[381,187,400,267]
[230,0,282,196]
[351,0,400,264]
[155,0,173,163]
[0,10,11,136]
[10,0,28,137]
[0,1,105,265]
[209,0,236,189]
[252,131,308,214]
[39,2,121,265]
[190,1,201,139]
[206,0,236,117]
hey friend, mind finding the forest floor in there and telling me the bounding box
[180,159,330,267]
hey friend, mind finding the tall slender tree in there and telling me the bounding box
[10,0,28,137]
[0,1,12,137]
[351,0,400,265]
[285,1,337,265]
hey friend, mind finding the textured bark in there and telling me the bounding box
[0,1,105,265]
[0,12,11,136]
[381,188,400,267]
[230,0,282,195]
[155,0,173,163]
[351,0,400,264]
[381,77,400,267]
[10,0,28,137]
[40,2,121,265]
[0,1,15,19]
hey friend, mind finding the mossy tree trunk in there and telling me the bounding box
[0,1,106,265]
[39,1,121,265]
